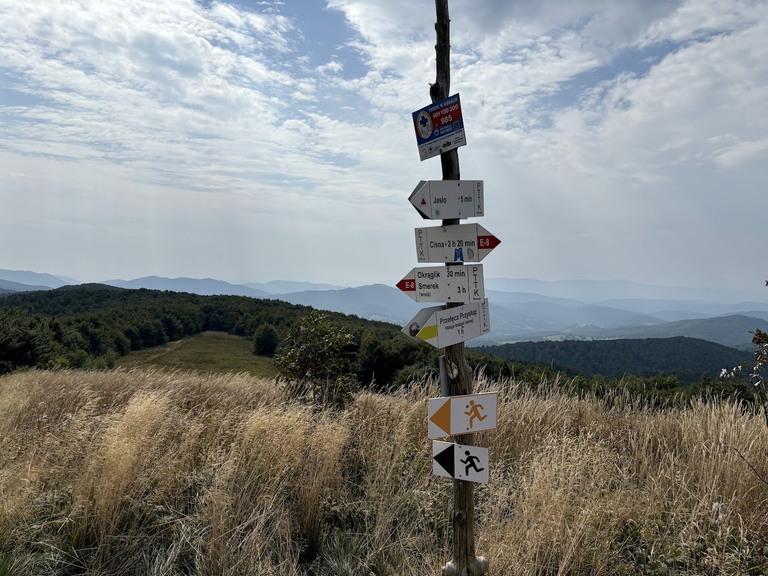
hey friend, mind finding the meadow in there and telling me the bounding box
[115,331,279,379]
[1,366,768,575]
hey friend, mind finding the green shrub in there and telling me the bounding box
[253,324,279,357]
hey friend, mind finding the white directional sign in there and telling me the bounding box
[433,441,489,484]
[409,180,484,220]
[413,299,490,348]
[412,94,467,161]
[428,393,498,439]
[415,223,500,263]
[397,264,485,304]
[401,305,444,344]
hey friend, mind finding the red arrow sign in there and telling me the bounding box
[478,235,501,250]
[415,223,501,263]
[397,265,485,303]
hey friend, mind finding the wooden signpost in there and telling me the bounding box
[396,2,495,574]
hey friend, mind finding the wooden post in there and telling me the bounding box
[432,1,488,575]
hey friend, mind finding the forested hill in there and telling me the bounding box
[2,286,758,402]
[0,285,548,387]
[477,337,752,382]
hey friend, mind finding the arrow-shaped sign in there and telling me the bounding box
[433,441,489,484]
[428,393,498,438]
[407,299,490,348]
[397,264,485,304]
[415,223,500,263]
[401,305,444,344]
[409,180,484,220]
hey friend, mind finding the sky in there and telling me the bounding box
[0,0,766,292]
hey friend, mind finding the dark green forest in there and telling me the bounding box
[477,337,752,383]
[0,285,545,388]
[0,286,755,405]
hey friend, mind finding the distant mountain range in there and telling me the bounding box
[2,268,767,350]
[551,314,768,345]
[103,276,272,298]
[0,270,72,289]
[243,280,347,294]
[479,298,768,350]
[0,278,55,292]
[484,278,766,303]
[269,284,420,325]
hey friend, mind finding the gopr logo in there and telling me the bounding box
[416,111,433,140]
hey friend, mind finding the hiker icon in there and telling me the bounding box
[464,400,487,429]
[460,451,484,476]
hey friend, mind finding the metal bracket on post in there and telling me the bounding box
[439,355,449,397]
[439,355,451,397]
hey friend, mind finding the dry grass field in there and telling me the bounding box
[1,368,768,575]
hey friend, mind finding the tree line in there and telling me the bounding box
[0,285,549,388]
[477,337,752,384]
[0,285,755,405]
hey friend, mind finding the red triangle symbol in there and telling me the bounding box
[421,197,427,205]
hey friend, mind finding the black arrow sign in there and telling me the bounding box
[433,442,455,478]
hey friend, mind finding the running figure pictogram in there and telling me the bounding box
[460,450,485,475]
[464,400,487,428]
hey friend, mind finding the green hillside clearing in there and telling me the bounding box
[117,331,278,378]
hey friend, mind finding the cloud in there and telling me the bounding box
[638,0,764,46]
[452,0,682,37]
[0,0,320,195]
[544,16,768,178]
[714,138,768,167]
[317,60,344,76]
[0,0,766,289]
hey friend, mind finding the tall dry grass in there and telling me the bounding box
[0,368,767,575]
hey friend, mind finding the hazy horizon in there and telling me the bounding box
[3,266,767,304]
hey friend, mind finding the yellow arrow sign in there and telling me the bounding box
[416,299,490,348]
